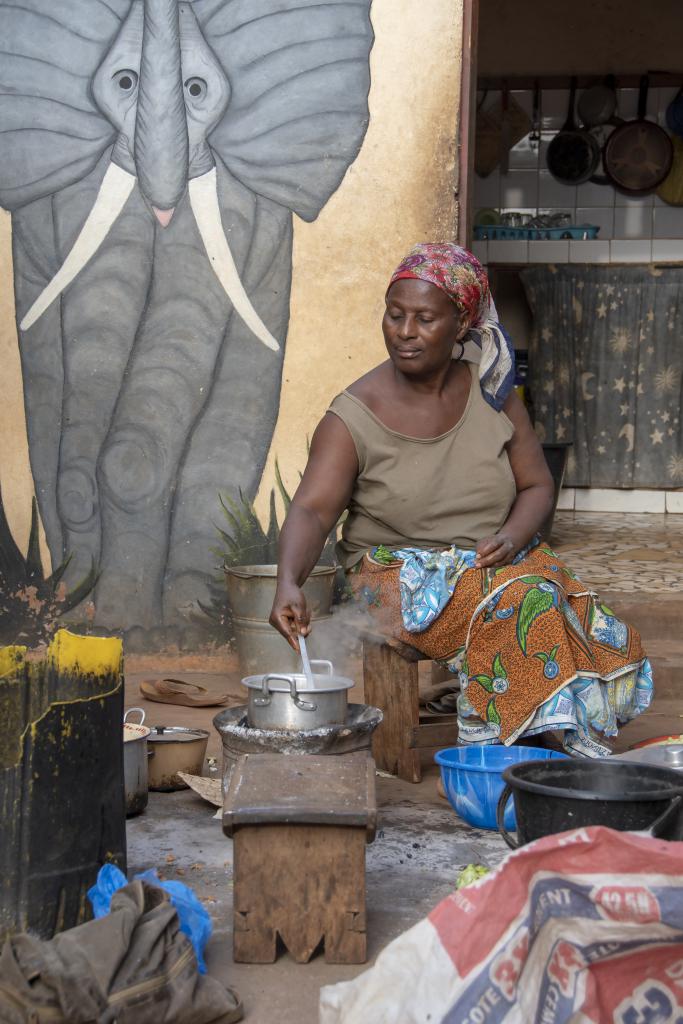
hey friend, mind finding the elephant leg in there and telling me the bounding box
[12,197,65,562]
[162,195,291,623]
[54,167,154,584]
[95,179,259,630]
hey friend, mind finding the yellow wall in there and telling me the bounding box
[257,0,464,513]
[0,0,464,554]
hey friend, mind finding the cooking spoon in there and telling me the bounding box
[299,633,314,688]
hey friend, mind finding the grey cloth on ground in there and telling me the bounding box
[0,881,242,1023]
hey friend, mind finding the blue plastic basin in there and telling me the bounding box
[435,745,569,831]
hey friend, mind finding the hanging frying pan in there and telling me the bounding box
[547,77,601,185]
[603,75,673,195]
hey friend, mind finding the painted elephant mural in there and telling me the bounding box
[0,0,373,634]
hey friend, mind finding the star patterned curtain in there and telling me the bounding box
[521,265,683,488]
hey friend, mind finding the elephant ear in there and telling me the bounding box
[0,0,128,211]
[196,0,373,222]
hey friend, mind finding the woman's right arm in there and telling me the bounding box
[269,412,359,649]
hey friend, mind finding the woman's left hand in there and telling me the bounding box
[474,533,517,569]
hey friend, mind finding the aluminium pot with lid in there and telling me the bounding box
[242,659,354,731]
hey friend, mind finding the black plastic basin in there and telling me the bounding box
[497,758,683,848]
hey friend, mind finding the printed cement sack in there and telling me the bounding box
[320,826,683,1024]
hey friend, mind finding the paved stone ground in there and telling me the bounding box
[552,510,683,593]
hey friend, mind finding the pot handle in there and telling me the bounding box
[253,674,281,707]
[496,784,519,849]
[288,676,317,712]
[124,707,146,725]
[649,795,683,839]
[255,674,318,712]
[309,660,334,675]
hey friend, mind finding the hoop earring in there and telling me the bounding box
[453,340,465,361]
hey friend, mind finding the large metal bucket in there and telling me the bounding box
[225,564,336,675]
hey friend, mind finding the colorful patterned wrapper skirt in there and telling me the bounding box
[350,542,653,757]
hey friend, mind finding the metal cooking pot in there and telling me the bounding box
[123,707,151,817]
[242,660,354,730]
[577,74,617,128]
[147,726,210,791]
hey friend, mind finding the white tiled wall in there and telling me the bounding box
[474,85,683,263]
[558,488,683,514]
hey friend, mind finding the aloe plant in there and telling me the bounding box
[197,460,337,637]
[0,489,99,646]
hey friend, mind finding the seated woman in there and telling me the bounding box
[269,243,653,756]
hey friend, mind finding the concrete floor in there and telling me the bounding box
[127,763,509,1024]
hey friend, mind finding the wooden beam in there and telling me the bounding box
[411,719,459,749]
[458,0,479,248]
[479,72,683,92]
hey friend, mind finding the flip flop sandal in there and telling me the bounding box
[139,677,235,708]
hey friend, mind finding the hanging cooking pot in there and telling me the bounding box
[603,75,674,195]
[577,75,620,187]
[496,758,683,849]
[547,76,601,185]
[578,74,617,128]
[242,660,354,731]
[123,707,151,817]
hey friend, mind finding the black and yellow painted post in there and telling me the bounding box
[0,629,126,940]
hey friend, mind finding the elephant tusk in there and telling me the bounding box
[20,164,136,331]
[188,168,280,353]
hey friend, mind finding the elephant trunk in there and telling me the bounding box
[134,0,188,218]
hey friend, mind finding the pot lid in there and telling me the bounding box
[242,672,353,694]
[614,744,683,771]
[148,726,210,743]
[123,723,150,741]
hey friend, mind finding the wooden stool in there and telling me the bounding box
[223,752,376,964]
[363,637,458,783]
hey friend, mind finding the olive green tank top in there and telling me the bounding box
[328,363,517,569]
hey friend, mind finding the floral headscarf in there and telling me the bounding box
[389,242,515,411]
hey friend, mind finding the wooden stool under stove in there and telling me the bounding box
[223,752,376,964]
[363,636,459,783]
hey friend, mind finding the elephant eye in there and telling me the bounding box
[185,77,207,101]
[113,69,138,93]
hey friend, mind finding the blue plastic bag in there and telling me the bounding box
[88,863,212,973]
